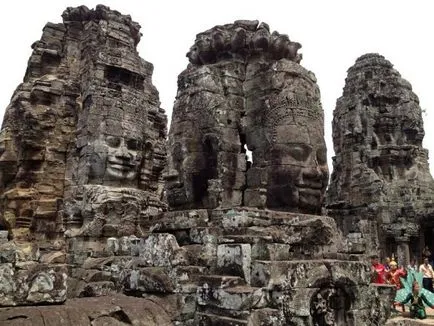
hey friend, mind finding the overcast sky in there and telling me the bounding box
[1,0,433,175]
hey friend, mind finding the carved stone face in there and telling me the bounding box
[89,132,143,184]
[104,135,142,181]
[266,124,329,213]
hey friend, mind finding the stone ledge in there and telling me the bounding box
[0,294,178,326]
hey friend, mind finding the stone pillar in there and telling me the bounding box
[395,237,410,267]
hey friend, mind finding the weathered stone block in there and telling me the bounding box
[78,281,115,297]
[246,308,283,326]
[139,234,181,267]
[251,260,369,289]
[123,267,175,293]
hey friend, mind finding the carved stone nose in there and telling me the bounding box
[303,166,322,179]
[116,141,132,159]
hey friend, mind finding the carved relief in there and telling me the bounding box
[310,287,352,326]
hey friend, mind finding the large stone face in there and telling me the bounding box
[326,53,434,259]
[165,21,328,214]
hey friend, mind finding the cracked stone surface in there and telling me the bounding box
[0,294,176,326]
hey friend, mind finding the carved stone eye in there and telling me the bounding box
[287,144,311,162]
[106,136,121,148]
[127,139,141,151]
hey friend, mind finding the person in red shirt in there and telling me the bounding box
[371,255,386,284]
[386,259,408,312]
[386,260,407,289]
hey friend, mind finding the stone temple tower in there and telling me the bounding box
[160,23,391,325]
[326,53,434,264]
[0,5,167,305]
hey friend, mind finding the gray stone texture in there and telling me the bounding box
[0,294,177,326]
[0,4,166,306]
[326,53,434,260]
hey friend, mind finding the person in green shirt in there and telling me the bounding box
[398,281,434,319]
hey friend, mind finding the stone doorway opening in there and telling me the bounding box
[310,285,353,326]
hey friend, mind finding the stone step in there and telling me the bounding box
[200,305,251,321]
[250,242,336,261]
[218,234,274,244]
[223,285,260,294]
[198,275,247,288]
[196,312,248,326]
[220,224,336,247]
[78,281,115,297]
[215,208,337,229]
[176,265,209,283]
[177,282,199,294]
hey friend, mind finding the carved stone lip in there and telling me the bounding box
[107,161,136,170]
[296,183,324,191]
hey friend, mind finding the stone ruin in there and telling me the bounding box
[0,4,168,317]
[4,5,432,326]
[326,53,434,266]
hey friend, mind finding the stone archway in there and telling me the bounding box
[310,284,352,326]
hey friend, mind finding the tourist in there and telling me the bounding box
[384,257,391,272]
[419,258,434,292]
[398,281,434,319]
[407,259,418,272]
[371,255,386,284]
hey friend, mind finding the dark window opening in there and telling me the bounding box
[371,137,377,150]
[30,90,53,106]
[105,65,145,91]
[192,136,218,205]
[40,52,61,75]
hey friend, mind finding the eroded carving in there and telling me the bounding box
[310,287,352,326]
[166,21,328,214]
[326,53,434,259]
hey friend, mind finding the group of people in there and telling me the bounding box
[371,254,434,319]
